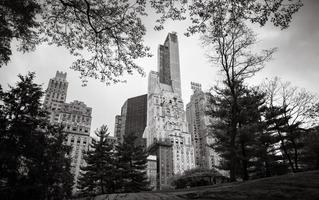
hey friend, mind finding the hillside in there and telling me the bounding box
[78,170,319,200]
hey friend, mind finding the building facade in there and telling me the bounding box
[44,72,92,194]
[146,155,157,190]
[43,71,68,121]
[143,32,195,189]
[58,100,92,192]
[114,94,147,146]
[114,115,122,143]
[186,82,220,170]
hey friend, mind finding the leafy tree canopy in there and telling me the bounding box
[1,0,302,85]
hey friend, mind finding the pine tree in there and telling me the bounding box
[208,85,289,180]
[302,126,319,170]
[116,133,150,193]
[253,106,290,177]
[0,72,73,200]
[77,125,115,196]
[207,83,247,180]
[236,88,266,180]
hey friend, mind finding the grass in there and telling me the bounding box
[79,170,319,200]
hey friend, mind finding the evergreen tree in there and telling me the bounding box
[0,72,73,200]
[208,85,290,180]
[302,126,319,170]
[207,82,247,180]
[116,133,149,193]
[77,125,115,196]
[236,88,266,180]
[252,106,289,178]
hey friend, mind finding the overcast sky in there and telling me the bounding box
[1,0,318,137]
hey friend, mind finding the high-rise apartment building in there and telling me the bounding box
[44,72,92,194]
[43,71,68,111]
[58,101,92,192]
[143,32,195,189]
[186,82,220,170]
[114,115,122,142]
[114,94,147,146]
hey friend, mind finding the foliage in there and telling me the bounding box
[198,0,304,182]
[151,0,303,33]
[261,77,318,172]
[115,133,150,193]
[203,21,275,181]
[1,0,302,85]
[302,126,319,170]
[252,106,289,178]
[77,125,115,196]
[171,168,226,189]
[0,73,73,200]
[1,0,151,85]
[41,0,151,85]
[207,84,295,181]
[0,0,41,66]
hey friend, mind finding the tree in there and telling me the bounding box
[1,0,302,84]
[0,0,41,66]
[261,77,318,172]
[1,0,151,85]
[252,106,290,178]
[203,18,276,181]
[302,126,319,170]
[151,0,302,32]
[116,133,149,193]
[0,72,73,200]
[236,88,267,180]
[77,125,115,196]
[171,168,225,189]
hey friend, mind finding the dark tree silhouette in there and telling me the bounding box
[0,72,73,200]
[115,133,150,193]
[77,125,115,196]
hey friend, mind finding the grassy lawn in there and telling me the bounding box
[79,170,319,200]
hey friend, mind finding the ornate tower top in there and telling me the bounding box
[191,82,202,93]
[55,71,67,80]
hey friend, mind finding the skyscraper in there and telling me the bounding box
[44,72,92,194]
[43,71,68,123]
[186,82,221,170]
[114,115,122,142]
[158,32,181,96]
[114,94,147,146]
[58,100,92,193]
[143,32,195,189]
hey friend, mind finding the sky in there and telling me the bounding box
[1,0,319,137]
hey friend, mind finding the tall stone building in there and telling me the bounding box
[114,115,122,142]
[44,72,92,193]
[58,100,92,192]
[143,32,195,189]
[186,82,220,170]
[114,94,147,146]
[43,71,68,121]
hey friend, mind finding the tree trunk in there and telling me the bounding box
[277,131,295,172]
[230,133,237,182]
[291,139,299,171]
[265,159,271,177]
[100,178,104,194]
[240,141,249,181]
[230,87,238,182]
